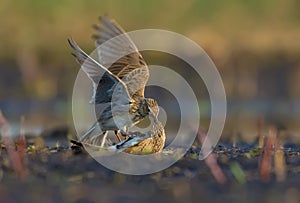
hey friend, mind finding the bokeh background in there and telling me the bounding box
[0,0,300,142]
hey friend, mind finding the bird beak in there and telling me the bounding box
[149,109,158,124]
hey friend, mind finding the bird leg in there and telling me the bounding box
[113,128,130,142]
[121,132,129,140]
[121,127,129,140]
[114,130,122,142]
[100,131,108,147]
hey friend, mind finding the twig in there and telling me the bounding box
[260,127,276,182]
[0,110,27,178]
[274,130,286,182]
[198,129,227,185]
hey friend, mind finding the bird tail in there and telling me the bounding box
[79,122,106,146]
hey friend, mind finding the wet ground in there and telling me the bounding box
[0,139,299,203]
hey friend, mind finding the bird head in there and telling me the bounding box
[138,98,159,119]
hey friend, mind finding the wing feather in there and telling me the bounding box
[68,38,131,104]
[93,16,149,99]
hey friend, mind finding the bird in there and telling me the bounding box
[68,16,160,147]
[109,119,165,154]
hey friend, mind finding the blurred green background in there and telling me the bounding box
[0,0,300,141]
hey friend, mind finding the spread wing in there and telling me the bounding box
[68,38,131,105]
[93,15,149,101]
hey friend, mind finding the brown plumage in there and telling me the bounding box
[69,16,163,152]
[111,120,165,154]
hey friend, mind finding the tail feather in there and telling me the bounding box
[79,122,105,145]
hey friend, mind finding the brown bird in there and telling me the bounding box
[69,16,160,146]
[109,119,166,154]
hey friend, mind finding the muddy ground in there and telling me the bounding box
[0,139,299,203]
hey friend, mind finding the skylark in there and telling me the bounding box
[69,16,160,147]
[109,119,166,154]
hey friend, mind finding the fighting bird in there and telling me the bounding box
[69,16,163,152]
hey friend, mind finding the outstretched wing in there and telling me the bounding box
[68,38,131,105]
[93,15,149,101]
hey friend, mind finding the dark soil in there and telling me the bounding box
[0,140,299,203]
